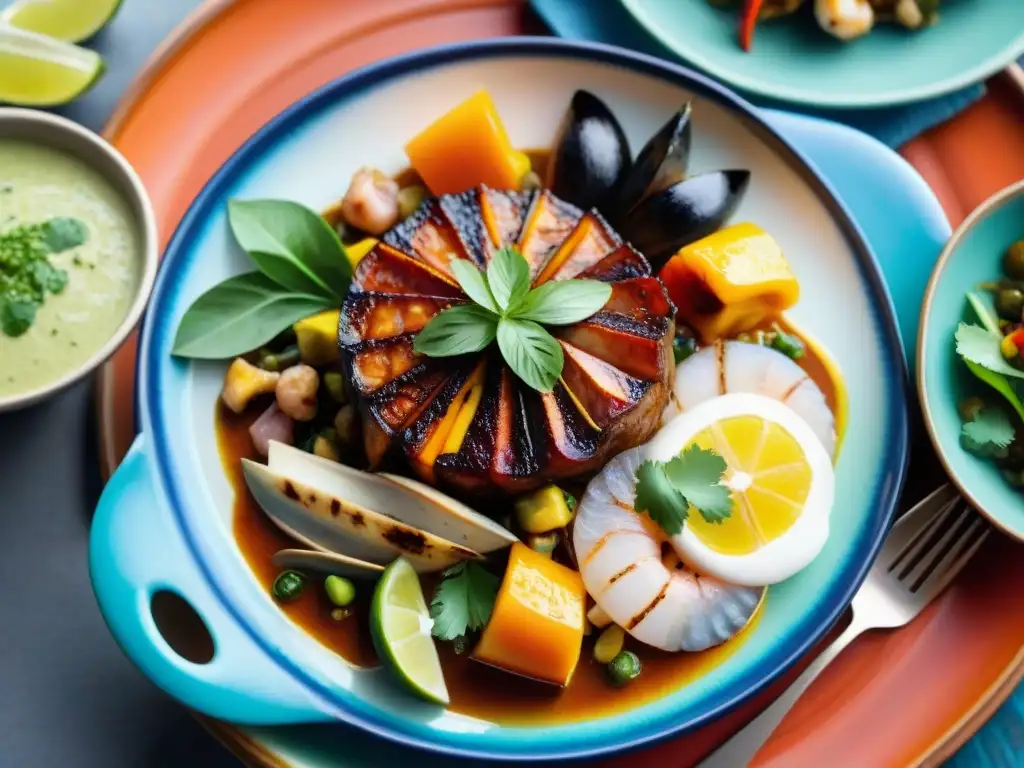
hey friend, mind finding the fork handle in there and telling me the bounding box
[695,619,866,768]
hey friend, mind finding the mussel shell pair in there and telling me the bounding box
[547,90,750,269]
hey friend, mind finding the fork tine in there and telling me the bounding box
[913,515,991,597]
[884,490,961,573]
[898,502,975,588]
[878,484,959,566]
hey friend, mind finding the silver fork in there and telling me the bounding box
[696,483,991,768]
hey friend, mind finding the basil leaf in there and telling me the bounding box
[413,304,497,357]
[496,317,563,393]
[487,246,530,312]
[40,218,87,253]
[513,279,611,325]
[450,258,499,314]
[228,199,350,300]
[172,272,333,359]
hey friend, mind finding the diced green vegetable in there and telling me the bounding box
[272,570,305,602]
[606,650,642,688]
[323,371,347,404]
[672,334,698,364]
[324,575,356,607]
[769,327,805,360]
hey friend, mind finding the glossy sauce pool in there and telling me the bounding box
[221,325,841,726]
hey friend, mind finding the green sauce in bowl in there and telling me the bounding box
[0,140,141,399]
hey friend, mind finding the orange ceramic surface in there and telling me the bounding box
[96,0,1024,766]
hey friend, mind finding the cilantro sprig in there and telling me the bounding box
[955,292,1024,423]
[429,561,499,644]
[413,247,611,392]
[961,406,1015,458]
[634,445,733,536]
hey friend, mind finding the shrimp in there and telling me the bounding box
[663,340,836,458]
[573,447,764,652]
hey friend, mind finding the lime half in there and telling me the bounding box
[0,25,104,106]
[370,558,449,705]
[2,0,122,43]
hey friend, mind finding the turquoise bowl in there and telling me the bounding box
[89,38,909,761]
[919,179,1024,541]
[621,0,1024,108]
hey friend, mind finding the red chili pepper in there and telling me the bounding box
[739,0,766,52]
[1009,327,1024,348]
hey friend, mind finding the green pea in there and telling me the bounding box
[1004,241,1024,280]
[259,344,301,372]
[673,335,698,364]
[770,329,805,360]
[996,288,1024,321]
[272,570,305,602]
[606,650,642,688]
[324,575,356,607]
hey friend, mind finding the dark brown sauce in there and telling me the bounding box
[221,330,837,727]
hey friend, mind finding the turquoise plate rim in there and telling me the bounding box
[135,37,910,760]
[918,178,1024,542]
[620,0,1024,109]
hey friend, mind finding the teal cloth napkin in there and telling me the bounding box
[529,0,986,147]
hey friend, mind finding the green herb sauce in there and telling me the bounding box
[0,141,140,398]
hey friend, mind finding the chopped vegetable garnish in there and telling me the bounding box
[429,561,499,642]
[955,323,1024,380]
[634,445,732,536]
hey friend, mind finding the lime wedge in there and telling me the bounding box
[2,0,122,43]
[0,25,104,106]
[370,558,449,706]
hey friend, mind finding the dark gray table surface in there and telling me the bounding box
[0,2,235,765]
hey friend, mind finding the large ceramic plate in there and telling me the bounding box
[620,0,1024,108]
[90,37,908,761]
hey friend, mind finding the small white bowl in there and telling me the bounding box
[0,108,158,412]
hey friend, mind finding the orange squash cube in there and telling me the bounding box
[473,542,587,686]
[659,222,800,342]
[405,90,531,195]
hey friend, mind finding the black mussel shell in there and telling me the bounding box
[613,103,693,218]
[546,90,632,214]
[617,170,750,270]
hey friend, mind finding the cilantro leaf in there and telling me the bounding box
[634,459,688,535]
[0,297,37,338]
[956,323,1024,380]
[961,406,1016,458]
[30,260,68,294]
[663,445,733,524]
[429,562,499,642]
[39,218,87,253]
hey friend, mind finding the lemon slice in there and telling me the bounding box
[646,393,835,586]
[0,24,104,106]
[2,0,122,43]
[370,558,449,705]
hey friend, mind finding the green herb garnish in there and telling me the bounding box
[0,217,86,338]
[413,247,611,392]
[634,445,733,535]
[172,199,351,359]
[429,561,499,642]
[956,293,1024,422]
[961,406,1015,458]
